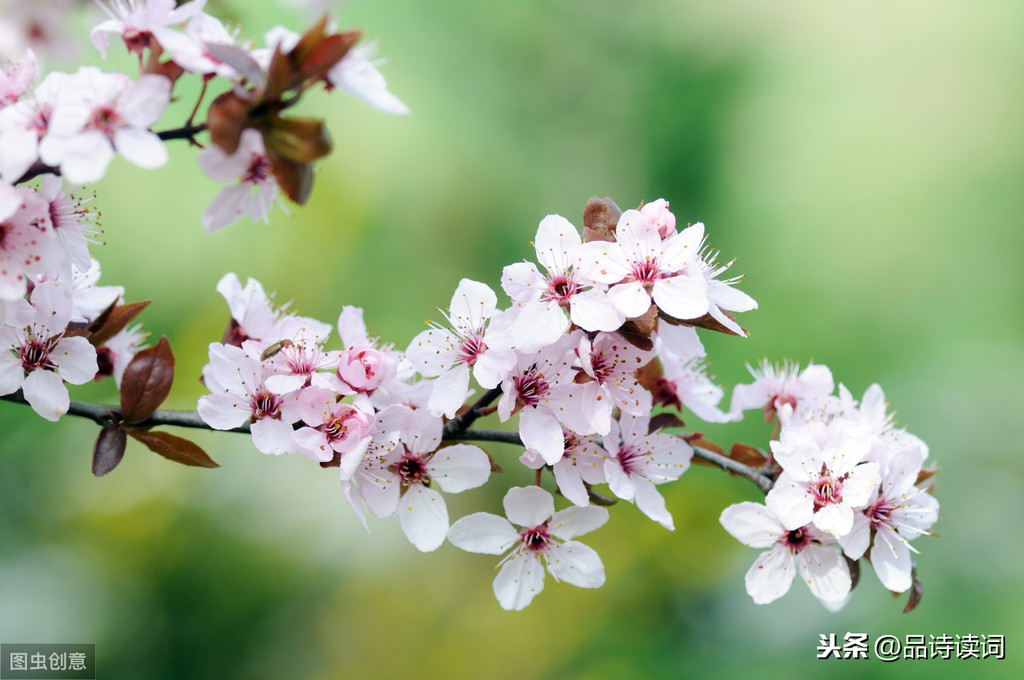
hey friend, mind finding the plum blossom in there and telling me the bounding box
[0,278,98,421]
[653,324,736,423]
[602,412,692,530]
[345,406,491,551]
[686,244,757,337]
[39,68,171,185]
[720,501,851,606]
[574,331,653,435]
[502,214,624,352]
[333,306,395,395]
[328,43,410,115]
[215,272,291,345]
[0,183,64,301]
[447,486,608,610]
[639,198,675,237]
[520,428,607,507]
[582,209,708,321]
[197,341,301,455]
[37,176,101,274]
[766,418,879,538]
[497,334,592,465]
[290,387,374,470]
[0,70,67,183]
[1,49,36,108]
[95,322,147,387]
[730,358,835,426]
[406,278,514,418]
[838,441,939,592]
[198,128,280,233]
[91,0,208,58]
[259,314,338,396]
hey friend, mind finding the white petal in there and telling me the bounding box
[503,485,554,528]
[426,363,470,419]
[511,300,567,353]
[568,287,624,332]
[812,503,854,538]
[838,513,871,560]
[652,274,709,320]
[545,540,605,588]
[719,502,784,549]
[606,281,650,318]
[500,261,544,304]
[448,279,497,334]
[765,473,815,530]
[841,462,880,508]
[744,546,795,605]
[633,479,674,530]
[22,370,68,422]
[798,544,852,603]
[428,443,491,493]
[196,392,249,430]
[518,407,565,465]
[51,336,98,385]
[113,128,168,169]
[399,485,449,552]
[533,214,580,275]
[250,418,296,455]
[549,505,609,540]
[493,551,545,611]
[869,527,913,593]
[447,513,519,554]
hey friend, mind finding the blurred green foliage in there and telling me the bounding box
[2,0,1023,678]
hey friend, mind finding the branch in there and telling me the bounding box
[14,123,209,184]
[2,390,774,493]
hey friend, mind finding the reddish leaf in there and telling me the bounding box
[902,575,923,613]
[206,91,252,154]
[846,556,861,591]
[649,412,686,433]
[127,429,218,468]
[293,31,361,86]
[92,424,127,477]
[659,308,748,337]
[261,115,332,164]
[581,196,622,243]
[729,442,768,467]
[915,463,940,494]
[120,336,175,424]
[264,142,314,205]
[88,300,150,347]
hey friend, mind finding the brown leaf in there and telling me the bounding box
[729,442,768,467]
[294,31,361,86]
[659,309,748,337]
[120,336,175,424]
[92,424,127,477]
[206,91,253,154]
[264,141,314,205]
[846,556,861,591]
[260,115,332,164]
[581,196,622,243]
[127,429,219,468]
[649,412,685,433]
[88,300,150,347]
[915,463,940,494]
[901,572,923,613]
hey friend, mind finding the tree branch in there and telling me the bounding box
[14,123,209,184]
[2,390,775,493]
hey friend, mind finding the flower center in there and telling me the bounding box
[617,444,642,474]
[631,257,662,283]
[243,153,272,184]
[250,389,281,421]
[542,274,579,306]
[782,527,813,554]
[812,465,845,511]
[520,523,551,553]
[514,368,550,407]
[19,337,57,372]
[457,333,486,366]
[89,106,122,136]
[394,448,431,488]
[866,498,893,530]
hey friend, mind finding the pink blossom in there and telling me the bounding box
[582,210,708,321]
[95,323,147,387]
[406,278,515,418]
[653,324,737,423]
[91,0,208,58]
[502,214,624,352]
[686,244,757,336]
[333,306,394,395]
[638,198,675,237]
[198,129,279,232]
[447,485,608,610]
[766,418,880,537]
[0,71,67,183]
[720,501,851,606]
[197,341,302,455]
[39,68,171,184]
[0,184,64,301]
[1,49,36,108]
[291,387,374,469]
[38,176,101,274]
[345,406,491,551]
[574,331,653,435]
[602,412,692,530]
[730,359,835,425]
[497,334,592,465]
[215,272,292,345]
[520,428,608,507]
[0,278,98,421]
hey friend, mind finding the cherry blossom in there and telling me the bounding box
[653,324,736,423]
[574,331,653,435]
[766,418,880,537]
[37,176,101,274]
[328,43,410,115]
[602,411,692,530]
[638,198,676,237]
[39,67,171,184]
[346,406,491,551]
[215,272,291,346]
[582,209,708,321]
[91,0,208,59]
[447,486,608,610]
[0,184,64,301]
[837,441,939,592]
[290,387,374,470]
[259,314,338,396]
[497,334,592,465]
[0,70,67,183]
[333,306,396,396]
[198,128,280,232]
[94,322,146,388]
[406,278,514,418]
[686,244,757,337]
[520,428,607,507]
[720,501,852,606]
[1,49,35,108]
[730,358,835,426]
[502,214,623,352]
[0,278,98,421]
[197,341,301,455]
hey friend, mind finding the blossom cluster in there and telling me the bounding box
[0,1,941,615]
[720,361,940,608]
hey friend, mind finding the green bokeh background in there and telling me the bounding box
[2,0,1022,678]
